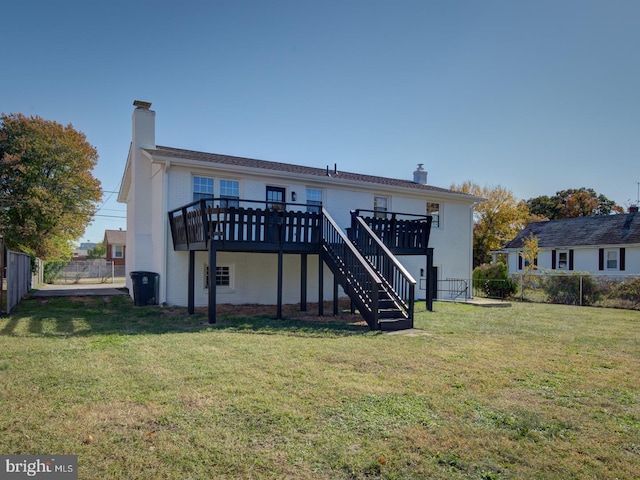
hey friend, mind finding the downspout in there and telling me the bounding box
[161,160,171,304]
[469,201,481,298]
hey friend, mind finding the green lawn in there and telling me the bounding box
[1,297,638,479]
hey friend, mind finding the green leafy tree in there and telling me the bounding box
[87,242,106,259]
[450,181,530,267]
[527,188,623,220]
[0,113,102,259]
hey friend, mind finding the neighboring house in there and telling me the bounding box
[73,242,97,260]
[502,208,640,275]
[118,101,480,329]
[103,229,126,266]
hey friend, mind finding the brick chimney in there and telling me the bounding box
[629,205,639,213]
[413,164,428,184]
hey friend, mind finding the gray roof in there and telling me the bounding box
[505,212,640,249]
[144,145,469,196]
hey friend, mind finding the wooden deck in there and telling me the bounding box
[167,199,434,327]
[168,199,321,253]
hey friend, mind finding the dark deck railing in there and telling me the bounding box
[350,215,416,323]
[353,209,432,253]
[321,208,382,329]
[167,199,432,330]
[168,198,321,252]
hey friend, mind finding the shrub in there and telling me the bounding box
[607,278,640,308]
[541,271,601,306]
[473,262,517,299]
[43,259,67,284]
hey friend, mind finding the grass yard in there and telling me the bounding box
[0,296,638,479]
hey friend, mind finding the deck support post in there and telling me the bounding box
[426,247,434,312]
[333,276,339,315]
[277,250,283,319]
[300,253,307,311]
[208,241,217,324]
[188,250,195,315]
[318,251,324,316]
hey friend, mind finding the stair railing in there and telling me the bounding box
[321,208,382,329]
[350,214,416,322]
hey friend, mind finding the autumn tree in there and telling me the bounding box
[0,113,102,259]
[526,188,623,220]
[451,181,530,267]
[519,233,539,276]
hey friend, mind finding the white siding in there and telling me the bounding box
[125,144,476,306]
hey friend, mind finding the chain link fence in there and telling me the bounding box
[48,260,126,284]
[463,272,640,310]
[512,273,640,309]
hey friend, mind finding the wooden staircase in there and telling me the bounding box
[321,209,416,331]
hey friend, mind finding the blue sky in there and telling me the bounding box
[3,0,639,243]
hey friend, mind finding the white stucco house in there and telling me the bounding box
[118,101,480,330]
[502,209,640,275]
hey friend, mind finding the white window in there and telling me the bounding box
[204,265,233,289]
[306,188,322,213]
[113,245,123,259]
[193,176,214,201]
[374,196,388,219]
[606,250,618,270]
[557,251,568,270]
[426,202,441,228]
[220,179,239,207]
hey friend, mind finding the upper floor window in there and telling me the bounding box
[193,176,214,201]
[220,179,240,207]
[426,202,440,228]
[374,196,388,219]
[306,188,322,213]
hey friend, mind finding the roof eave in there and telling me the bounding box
[145,148,482,203]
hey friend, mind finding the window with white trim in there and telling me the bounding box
[606,249,618,270]
[306,188,322,213]
[557,251,568,270]
[113,245,123,259]
[193,176,214,201]
[220,179,239,207]
[426,202,441,228]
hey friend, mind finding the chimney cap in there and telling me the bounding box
[133,100,152,109]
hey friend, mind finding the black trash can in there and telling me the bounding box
[129,271,159,306]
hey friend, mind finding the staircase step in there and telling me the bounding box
[379,308,404,319]
[379,318,413,331]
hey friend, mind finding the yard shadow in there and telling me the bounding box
[0,296,372,338]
